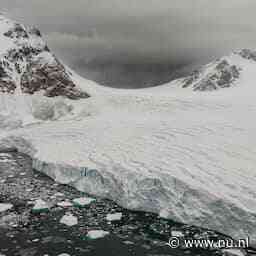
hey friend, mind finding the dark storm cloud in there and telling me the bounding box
[2,1,256,87]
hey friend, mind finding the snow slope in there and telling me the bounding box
[1,15,256,244]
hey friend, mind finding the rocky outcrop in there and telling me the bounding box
[3,23,29,39]
[21,53,89,99]
[182,59,240,91]
[0,16,89,99]
[238,48,256,62]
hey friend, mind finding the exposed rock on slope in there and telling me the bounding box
[181,58,240,91]
[0,15,89,99]
[179,49,256,91]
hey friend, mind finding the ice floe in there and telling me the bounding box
[60,213,78,227]
[106,212,122,222]
[87,230,110,240]
[0,203,13,213]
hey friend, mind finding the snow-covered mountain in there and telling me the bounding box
[0,14,89,99]
[166,48,256,92]
[1,15,256,245]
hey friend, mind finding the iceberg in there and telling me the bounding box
[0,203,13,213]
[72,197,95,208]
[32,199,50,213]
[60,213,78,227]
[87,230,110,240]
[57,201,73,208]
[106,212,123,222]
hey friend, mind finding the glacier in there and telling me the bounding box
[0,14,256,246]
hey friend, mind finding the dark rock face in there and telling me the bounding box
[0,59,16,93]
[0,80,16,93]
[215,60,240,88]
[238,49,256,61]
[182,60,240,91]
[21,56,89,99]
[0,17,90,99]
[182,70,200,88]
[3,23,29,39]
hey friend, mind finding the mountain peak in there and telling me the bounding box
[175,48,256,92]
[181,57,240,91]
[0,15,90,99]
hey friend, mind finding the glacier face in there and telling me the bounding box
[1,77,256,244]
[0,14,256,246]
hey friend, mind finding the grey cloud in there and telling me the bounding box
[2,1,256,87]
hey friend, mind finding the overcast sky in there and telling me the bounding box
[2,1,256,87]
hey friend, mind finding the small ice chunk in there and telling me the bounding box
[171,230,184,237]
[106,212,122,222]
[54,192,64,197]
[87,230,110,240]
[221,249,246,256]
[32,199,50,213]
[159,208,170,219]
[57,254,71,256]
[57,201,73,208]
[0,158,12,163]
[60,213,78,227]
[0,203,13,212]
[73,197,95,207]
[123,241,134,245]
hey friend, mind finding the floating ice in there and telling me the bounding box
[87,230,110,240]
[0,203,13,213]
[54,192,65,197]
[32,199,50,213]
[72,197,95,207]
[106,212,122,222]
[221,249,246,256]
[57,201,73,208]
[60,213,78,227]
[171,230,184,237]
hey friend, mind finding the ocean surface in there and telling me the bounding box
[0,151,253,256]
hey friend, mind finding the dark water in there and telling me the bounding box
[0,152,254,256]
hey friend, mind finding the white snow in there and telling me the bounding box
[87,230,110,239]
[60,213,78,227]
[0,203,13,212]
[0,93,77,128]
[2,58,256,241]
[72,197,95,207]
[106,212,122,222]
